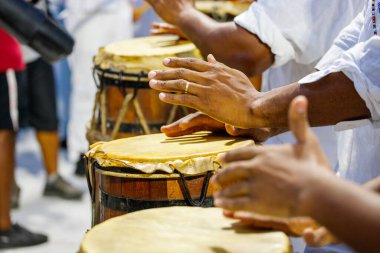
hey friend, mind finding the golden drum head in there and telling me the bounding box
[195,1,251,17]
[85,132,254,176]
[79,207,291,253]
[94,35,200,74]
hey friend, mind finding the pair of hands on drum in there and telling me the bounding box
[213,96,338,247]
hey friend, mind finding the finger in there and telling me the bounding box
[288,95,311,144]
[148,68,206,83]
[159,92,199,108]
[149,79,202,95]
[223,210,235,218]
[163,57,213,72]
[303,227,339,247]
[207,54,218,64]
[213,160,259,187]
[221,146,263,163]
[215,181,252,198]
[214,196,252,212]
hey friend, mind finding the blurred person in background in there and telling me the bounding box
[0,28,48,250]
[64,0,135,175]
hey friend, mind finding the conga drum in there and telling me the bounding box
[88,35,201,143]
[79,207,291,253]
[195,0,252,22]
[85,131,254,226]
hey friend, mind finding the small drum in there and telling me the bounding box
[79,207,291,253]
[85,132,254,226]
[88,35,201,143]
[195,0,252,22]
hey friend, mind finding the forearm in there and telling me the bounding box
[250,72,370,128]
[301,174,380,253]
[176,8,273,76]
[364,176,380,194]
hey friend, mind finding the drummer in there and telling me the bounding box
[148,1,380,251]
[147,0,364,167]
[213,95,380,253]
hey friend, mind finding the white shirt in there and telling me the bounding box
[299,1,380,184]
[234,0,364,166]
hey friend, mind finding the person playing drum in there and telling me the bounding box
[147,0,364,170]
[148,1,380,250]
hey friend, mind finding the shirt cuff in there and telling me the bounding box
[234,2,295,68]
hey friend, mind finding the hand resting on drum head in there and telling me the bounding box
[161,111,281,143]
[150,22,187,40]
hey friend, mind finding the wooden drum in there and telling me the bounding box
[85,132,254,226]
[195,0,252,22]
[88,35,201,143]
[79,207,291,253]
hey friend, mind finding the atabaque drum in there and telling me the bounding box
[85,132,254,226]
[88,35,201,144]
[195,0,252,22]
[78,207,291,253]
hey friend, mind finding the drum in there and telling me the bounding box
[78,207,291,253]
[88,35,201,143]
[195,1,252,22]
[85,131,254,226]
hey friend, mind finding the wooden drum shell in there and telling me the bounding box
[90,163,216,226]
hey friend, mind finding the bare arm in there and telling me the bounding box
[302,175,380,253]
[149,57,370,129]
[146,0,273,76]
[176,9,273,76]
[252,72,371,128]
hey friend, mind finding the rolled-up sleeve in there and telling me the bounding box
[300,37,380,130]
[234,2,295,68]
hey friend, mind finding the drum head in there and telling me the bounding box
[89,132,254,163]
[79,207,291,253]
[94,35,200,73]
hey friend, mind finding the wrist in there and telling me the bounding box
[175,6,198,27]
[297,169,333,217]
[247,91,268,128]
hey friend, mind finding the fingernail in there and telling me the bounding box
[148,71,156,79]
[159,93,166,100]
[149,79,157,86]
[163,58,170,65]
[220,153,226,162]
[296,102,306,114]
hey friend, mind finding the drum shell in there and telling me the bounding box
[91,163,216,226]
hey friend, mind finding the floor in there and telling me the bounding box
[3,129,91,253]
[3,129,306,253]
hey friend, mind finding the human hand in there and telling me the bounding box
[150,22,187,39]
[149,55,260,129]
[145,0,195,25]
[213,96,332,218]
[161,111,278,142]
[161,112,225,137]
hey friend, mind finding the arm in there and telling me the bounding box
[176,9,273,76]
[213,96,380,253]
[302,175,380,253]
[145,0,273,76]
[149,56,370,129]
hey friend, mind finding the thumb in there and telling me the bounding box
[288,96,310,144]
[207,54,217,64]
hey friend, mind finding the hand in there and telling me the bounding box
[161,112,225,137]
[161,111,277,142]
[150,22,187,39]
[149,55,261,128]
[213,96,332,218]
[145,0,195,25]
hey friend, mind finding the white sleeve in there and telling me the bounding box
[316,6,366,70]
[234,2,295,68]
[299,37,380,130]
